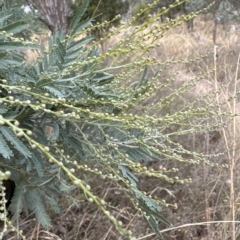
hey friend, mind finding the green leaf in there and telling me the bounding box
[55,38,66,64]
[0,13,12,25]
[31,152,44,177]
[146,215,163,238]
[0,133,13,159]
[36,78,53,88]
[118,165,138,188]
[26,189,51,228]
[70,0,89,32]
[72,18,92,35]
[0,126,31,158]
[67,36,94,52]
[91,72,114,85]
[45,195,61,214]
[0,41,39,51]
[43,86,64,98]
[0,57,22,67]
[61,133,86,161]
[0,21,28,34]
[124,147,154,162]
[26,66,39,79]
[59,180,76,193]
[136,192,171,226]
[55,59,63,70]
[11,179,26,220]
[134,66,148,89]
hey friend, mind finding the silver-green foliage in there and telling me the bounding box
[0,0,230,238]
[0,0,173,237]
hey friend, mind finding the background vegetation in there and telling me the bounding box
[1,0,240,239]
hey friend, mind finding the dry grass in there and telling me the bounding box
[6,15,240,239]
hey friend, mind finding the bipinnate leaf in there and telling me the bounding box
[26,189,51,228]
[0,126,31,158]
[0,133,13,159]
[70,0,89,33]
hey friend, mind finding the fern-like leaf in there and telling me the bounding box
[0,42,38,51]
[146,215,163,238]
[45,195,61,214]
[43,86,64,98]
[0,12,12,25]
[0,21,28,34]
[72,18,92,36]
[0,132,13,159]
[70,0,89,33]
[0,126,31,158]
[118,165,138,188]
[136,192,171,226]
[31,152,44,177]
[26,189,51,228]
[11,180,26,220]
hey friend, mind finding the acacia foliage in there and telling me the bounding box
[22,0,129,36]
[70,0,129,39]
[0,0,230,239]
